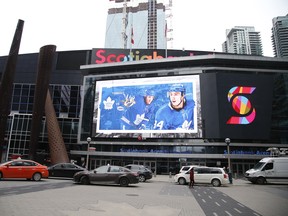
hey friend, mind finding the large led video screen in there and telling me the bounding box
[93,75,201,137]
[200,73,274,139]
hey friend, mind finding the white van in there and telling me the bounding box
[174,167,229,187]
[245,157,288,184]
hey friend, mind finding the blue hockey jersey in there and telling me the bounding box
[121,95,156,130]
[154,100,195,130]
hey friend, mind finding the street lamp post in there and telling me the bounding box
[225,138,232,184]
[225,138,231,170]
[86,137,91,169]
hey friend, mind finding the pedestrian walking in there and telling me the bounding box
[189,167,194,188]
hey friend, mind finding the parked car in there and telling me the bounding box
[73,165,139,186]
[124,164,153,182]
[0,159,49,181]
[48,163,86,178]
[174,167,229,187]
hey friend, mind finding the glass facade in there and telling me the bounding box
[271,73,288,143]
[4,83,82,163]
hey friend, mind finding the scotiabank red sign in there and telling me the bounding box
[91,48,215,64]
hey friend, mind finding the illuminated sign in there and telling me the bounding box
[227,86,256,124]
[94,75,200,134]
[223,150,270,155]
[91,48,215,64]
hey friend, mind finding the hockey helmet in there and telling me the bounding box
[168,84,186,95]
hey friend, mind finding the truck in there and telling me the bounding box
[245,157,288,184]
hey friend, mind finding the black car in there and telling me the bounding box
[73,165,139,187]
[124,164,153,182]
[48,163,86,178]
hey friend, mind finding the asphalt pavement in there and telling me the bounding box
[0,175,287,216]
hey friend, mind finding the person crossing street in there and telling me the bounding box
[189,167,195,188]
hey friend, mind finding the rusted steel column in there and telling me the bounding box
[0,19,24,162]
[45,90,69,164]
[28,45,56,160]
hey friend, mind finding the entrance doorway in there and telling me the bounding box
[133,160,156,173]
[90,159,111,170]
[232,162,255,177]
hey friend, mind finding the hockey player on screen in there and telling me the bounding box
[121,89,156,130]
[154,84,195,130]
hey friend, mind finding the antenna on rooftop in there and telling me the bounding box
[165,0,173,49]
[121,0,128,49]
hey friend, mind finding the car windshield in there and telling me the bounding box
[252,162,265,170]
[95,166,109,173]
[122,167,132,172]
[181,166,191,172]
[1,161,8,166]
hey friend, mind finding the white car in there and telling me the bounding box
[174,167,229,187]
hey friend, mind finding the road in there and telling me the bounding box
[0,176,287,216]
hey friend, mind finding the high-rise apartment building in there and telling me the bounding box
[222,26,263,56]
[271,14,288,58]
[105,0,167,49]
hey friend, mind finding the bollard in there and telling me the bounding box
[154,171,156,177]
[169,172,172,178]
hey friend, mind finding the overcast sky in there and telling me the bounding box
[1,0,287,57]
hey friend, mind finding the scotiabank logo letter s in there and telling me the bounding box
[227,86,256,124]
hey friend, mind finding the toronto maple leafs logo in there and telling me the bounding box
[103,97,115,110]
[133,113,146,125]
[181,120,192,130]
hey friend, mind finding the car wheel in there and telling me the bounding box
[32,173,42,181]
[119,177,129,187]
[80,176,90,185]
[139,175,146,182]
[256,177,266,184]
[0,172,3,180]
[211,179,221,187]
[178,177,186,185]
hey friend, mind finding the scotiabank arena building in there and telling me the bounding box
[1,48,288,176]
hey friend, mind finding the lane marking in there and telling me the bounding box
[234,208,242,213]
[221,199,227,203]
[215,202,221,207]
[225,210,233,216]
[237,203,245,208]
[202,199,206,203]
[208,195,212,199]
[3,191,18,195]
